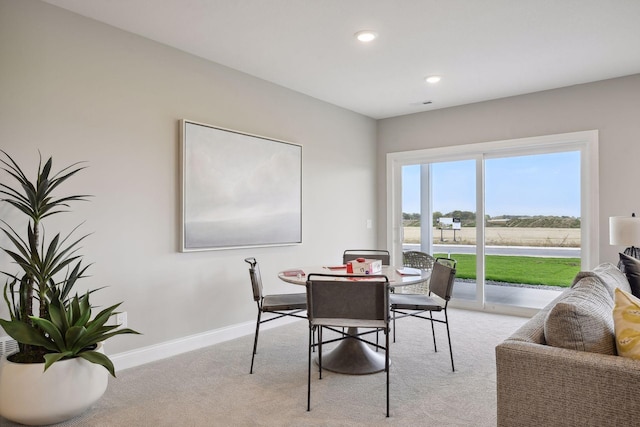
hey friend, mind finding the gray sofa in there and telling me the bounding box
[496,263,640,427]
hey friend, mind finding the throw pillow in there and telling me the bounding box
[544,278,616,355]
[618,252,640,297]
[613,288,640,359]
[571,262,631,298]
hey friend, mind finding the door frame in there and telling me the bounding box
[386,130,599,313]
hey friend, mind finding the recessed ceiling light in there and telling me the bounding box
[355,30,378,42]
[425,76,442,84]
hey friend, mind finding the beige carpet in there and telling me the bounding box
[0,309,527,427]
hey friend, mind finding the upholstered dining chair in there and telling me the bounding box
[305,274,391,417]
[389,261,457,371]
[435,256,457,269]
[342,249,390,265]
[244,257,307,374]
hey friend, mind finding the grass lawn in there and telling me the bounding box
[434,253,581,287]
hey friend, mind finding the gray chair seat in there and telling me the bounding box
[389,293,443,311]
[262,293,307,311]
[311,317,387,329]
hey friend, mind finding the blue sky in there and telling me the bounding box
[402,151,581,217]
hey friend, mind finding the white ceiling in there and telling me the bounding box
[43,0,640,119]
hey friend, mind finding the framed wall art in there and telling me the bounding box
[181,120,302,251]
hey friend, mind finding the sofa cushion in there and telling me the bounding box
[544,277,616,355]
[571,262,631,298]
[618,253,640,297]
[506,291,568,345]
[613,287,640,359]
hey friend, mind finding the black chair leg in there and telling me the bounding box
[392,310,397,343]
[429,311,437,353]
[444,310,455,372]
[307,326,312,411]
[312,325,316,352]
[386,327,390,418]
[318,327,323,380]
[250,311,262,374]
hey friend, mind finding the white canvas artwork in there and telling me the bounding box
[181,120,302,251]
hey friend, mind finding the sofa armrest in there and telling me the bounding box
[496,340,640,427]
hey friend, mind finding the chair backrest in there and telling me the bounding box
[435,257,457,269]
[429,262,457,301]
[343,249,390,266]
[306,274,389,324]
[244,257,263,302]
[403,251,436,270]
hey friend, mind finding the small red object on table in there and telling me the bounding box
[282,269,305,277]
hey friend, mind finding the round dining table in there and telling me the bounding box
[277,265,430,375]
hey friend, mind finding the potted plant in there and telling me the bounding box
[0,150,139,425]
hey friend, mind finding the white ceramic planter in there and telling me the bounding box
[0,343,109,426]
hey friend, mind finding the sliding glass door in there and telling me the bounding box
[389,131,598,314]
[483,151,581,308]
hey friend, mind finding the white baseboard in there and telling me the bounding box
[110,315,302,372]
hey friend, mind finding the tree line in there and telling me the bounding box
[403,211,580,228]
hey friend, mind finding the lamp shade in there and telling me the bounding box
[609,216,640,246]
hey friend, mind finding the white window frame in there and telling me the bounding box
[386,130,599,313]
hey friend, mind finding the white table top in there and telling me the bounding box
[277,265,430,287]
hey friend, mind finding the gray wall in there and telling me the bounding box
[377,74,640,266]
[0,0,378,354]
